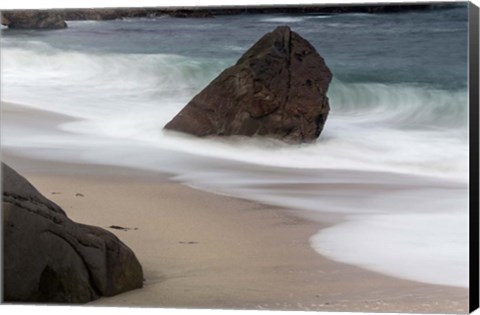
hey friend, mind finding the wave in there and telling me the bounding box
[2,43,229,118]
[328,79,468,129]
[2,43,469,182]
[2,43,468,127]
[261,16,309,23]
[260,15,332,23]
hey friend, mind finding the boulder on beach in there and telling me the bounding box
[1,11,67,29]
[164,25,332,143]
[2,163,143,303]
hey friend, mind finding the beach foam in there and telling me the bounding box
[311,211,469,287]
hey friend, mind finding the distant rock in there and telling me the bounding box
[0,5,447,27]
[1,11,67,29]
[168,9,214,18]
[164,26,332,143]
[62,8,153,21]
[2,163,143,303]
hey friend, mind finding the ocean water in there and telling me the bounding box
[1,5,469,288]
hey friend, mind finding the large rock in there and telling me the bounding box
[2,163,143,303]
[1,11,67,29]
[164,26,332,143]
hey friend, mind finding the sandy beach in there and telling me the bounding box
[2,155,469,313]
[2,165,470,311]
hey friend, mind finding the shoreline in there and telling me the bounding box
[1,102,469,312]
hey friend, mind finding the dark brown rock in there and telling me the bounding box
[168,9,214,18]
[164,26,332,143]
[2,163,143,303]
[1,10,67,29]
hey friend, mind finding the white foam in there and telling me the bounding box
[311,211,469,287]
[261,16,307,23]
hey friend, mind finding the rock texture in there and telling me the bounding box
[2,163,143,303]
[1,11,67,29]
[164,26,332,143]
